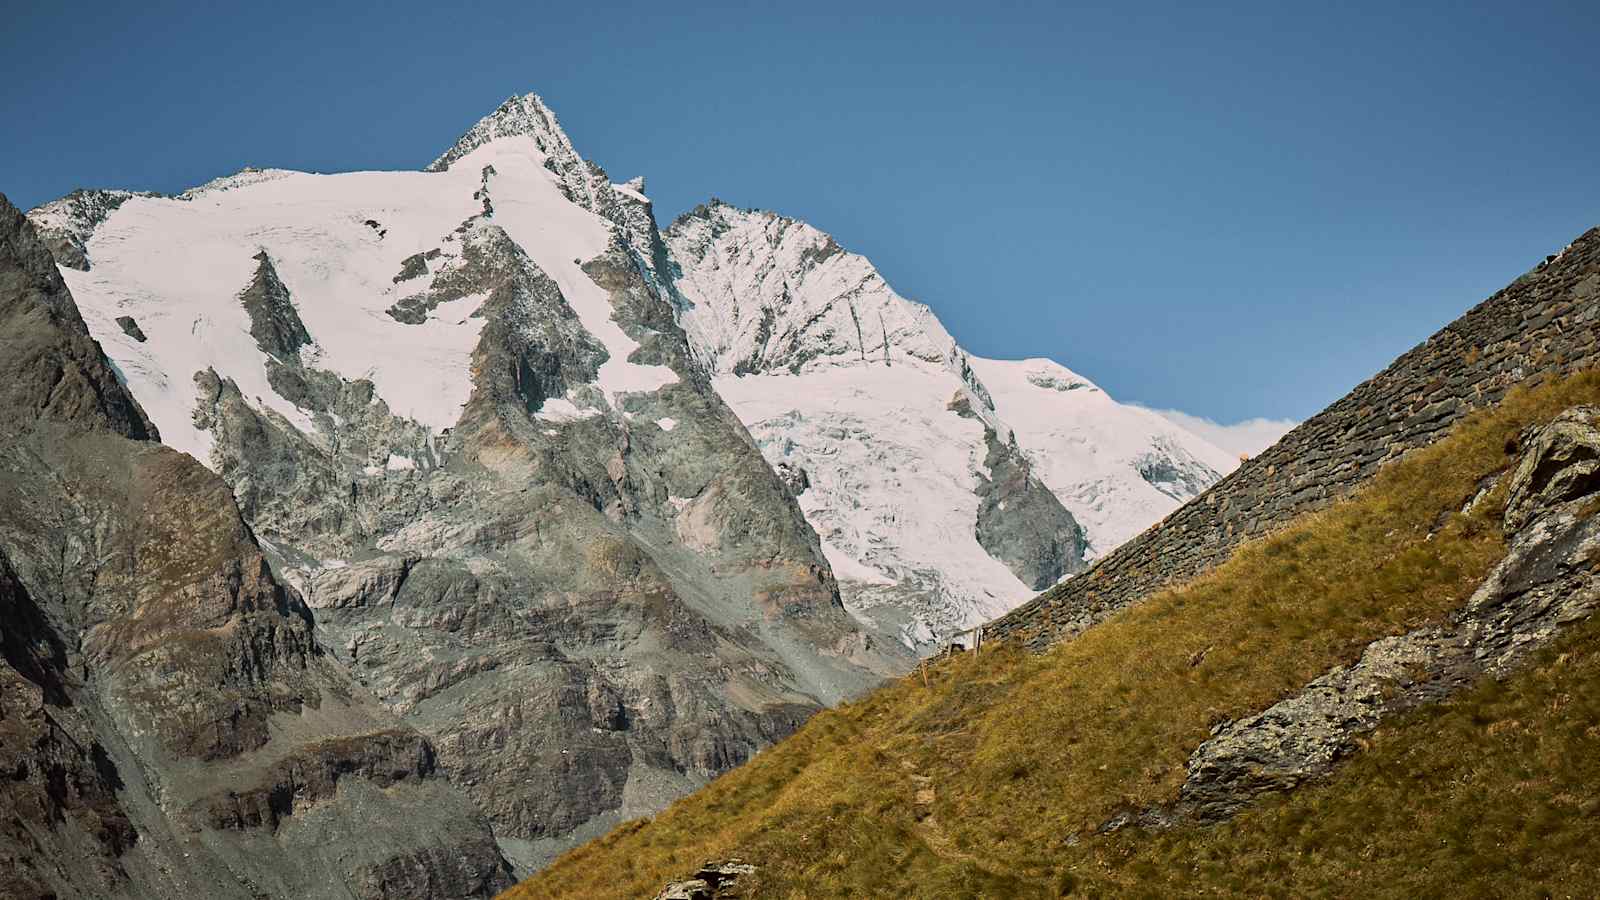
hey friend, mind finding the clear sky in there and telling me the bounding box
[3,0,1595,425]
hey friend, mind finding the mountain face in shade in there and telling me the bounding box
[14,91,1237,885]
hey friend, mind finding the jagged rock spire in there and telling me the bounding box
[429,94,568,169]
[427,93,608,211]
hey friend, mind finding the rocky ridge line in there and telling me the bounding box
[989,228,1600,649]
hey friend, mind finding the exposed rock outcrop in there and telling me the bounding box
[973,428,1087,590]
[653,860,758,899]
[1503,406,1600,530]
[114,315,146,342]
[239,250,313,360]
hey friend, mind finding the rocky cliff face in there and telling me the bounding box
[666,200,1236,647]
[0,193,511,899]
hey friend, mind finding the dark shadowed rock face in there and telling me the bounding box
[0,192,511,899]
[0,194,156,441]
[239,251,313,361]
[114,315,147,342]
[0,548,138,899]
[973,428,1087,590]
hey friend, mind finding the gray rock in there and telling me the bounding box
[1503,406,1600,531]
[974,428,1087,590]
[393,251,431,284]
[653,860,758,899]
[656,879,714,899]
[239,250,312,360]
[114,315,147,342]
[774,461,810,496]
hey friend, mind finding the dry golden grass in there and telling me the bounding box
[505,372,1600,899]
[1078,614,1600,898]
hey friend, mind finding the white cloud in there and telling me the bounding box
[1139,407,1298,458]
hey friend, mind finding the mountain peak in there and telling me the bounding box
[427,91,634,226]
[427,92,576,174]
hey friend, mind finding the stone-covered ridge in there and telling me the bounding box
[988,227,1600,649]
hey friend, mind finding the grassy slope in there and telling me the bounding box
[1086,615,1600,898]
[507,373,1600,899]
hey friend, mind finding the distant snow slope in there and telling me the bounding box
[713,365,1028,643]
[1140,406,1298,458]
[666,201,1237,646]
[967,357,1239,551]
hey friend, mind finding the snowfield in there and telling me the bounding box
[57,133,674,468]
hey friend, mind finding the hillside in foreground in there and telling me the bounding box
[507,368,1600,895]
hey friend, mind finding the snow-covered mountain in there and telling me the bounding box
[666,201,1240,646]
[19,91,1248,882]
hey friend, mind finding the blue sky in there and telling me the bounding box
[3,0,1596,426]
